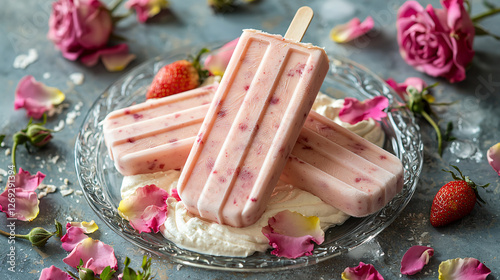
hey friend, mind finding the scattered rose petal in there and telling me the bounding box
[126,0,169,23]
[487,143,500,176]
[438,258,491,280]
[118,184,169,233]
[341,262,384,280]
[400,245,434,275]
[63,238,118,275]
[171,188,181,201]
[80,44,135,72]
[67,220,99,233]
[61,226,89,252]
[330,16,374,43]
[0,168,45,221]
[14,76,65,119]
[386,77,427,101]
[204,38,239,76]
[61,220,99,252]
[261,210,324,259]
[39,265,73,280]
[338,96,389,125]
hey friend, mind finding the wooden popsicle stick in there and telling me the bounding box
[284,6,314,42]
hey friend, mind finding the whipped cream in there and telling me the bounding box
[120,93,385,257]
[122,172,348,257]
[312,93,385,147]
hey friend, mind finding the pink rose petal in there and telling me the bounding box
[118,184,169,233]
[261,210,324,259]
[204,38,239,76]
[400,245,434,275]
[171,188,181,201]
[80,44,135,72]
[39,265,73,280]
[14,76,65,119]
[11,168,46,192]
[0,168,44,221]
[386,77,428,101]
[66,220,99,233]
[438,258,491,280]
[339,96,389,125]
[342,262,384,280]
[61,220,99,251]
[126,0,169,23]
[61,226,90,252]
[63,238,118,275]
[330,16,374,43]
[487,143,500,176]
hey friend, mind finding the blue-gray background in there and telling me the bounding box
[1,0,499,279]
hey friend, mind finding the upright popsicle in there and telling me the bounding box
[178,7,330,227]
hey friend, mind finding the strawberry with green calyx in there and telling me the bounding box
[430,165,489,227]
[146,48,210,99]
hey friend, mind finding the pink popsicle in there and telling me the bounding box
[178,28,331,227]
[103,83,217,175]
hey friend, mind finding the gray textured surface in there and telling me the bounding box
[1,0,499,279]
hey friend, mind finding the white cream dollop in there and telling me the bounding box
[121,171,349,257]
[312,93,385,147]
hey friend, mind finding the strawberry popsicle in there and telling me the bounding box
[178,25,330,226]
[281,111,404,217]
[103,83,218,176]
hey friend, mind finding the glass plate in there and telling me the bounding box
[75,44,423,272]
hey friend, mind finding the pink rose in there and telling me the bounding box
[48,0,113,61]
[397,0,475,83]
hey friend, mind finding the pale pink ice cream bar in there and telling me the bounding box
[177,29,330,227]
[103,84,403,217]
[103,84,217,175]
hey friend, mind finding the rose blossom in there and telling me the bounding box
[48,0,113,60]
[397,0,475,83]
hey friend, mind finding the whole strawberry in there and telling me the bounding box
[146,48,210,99]
[430,165,489,227]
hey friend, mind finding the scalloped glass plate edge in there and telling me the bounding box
[75,50,424,272]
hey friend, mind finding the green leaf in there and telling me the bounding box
[99,266,116,280]
[139,256,153,280]
[120,256,154,280]
[121,257,138,280]
[0,134,5,144]
[54,220,63,238]
[190,48,211,84]
[475,24,500,40]
[444,122,457,142]
[483,0,496,10]
[66,270,79,279]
